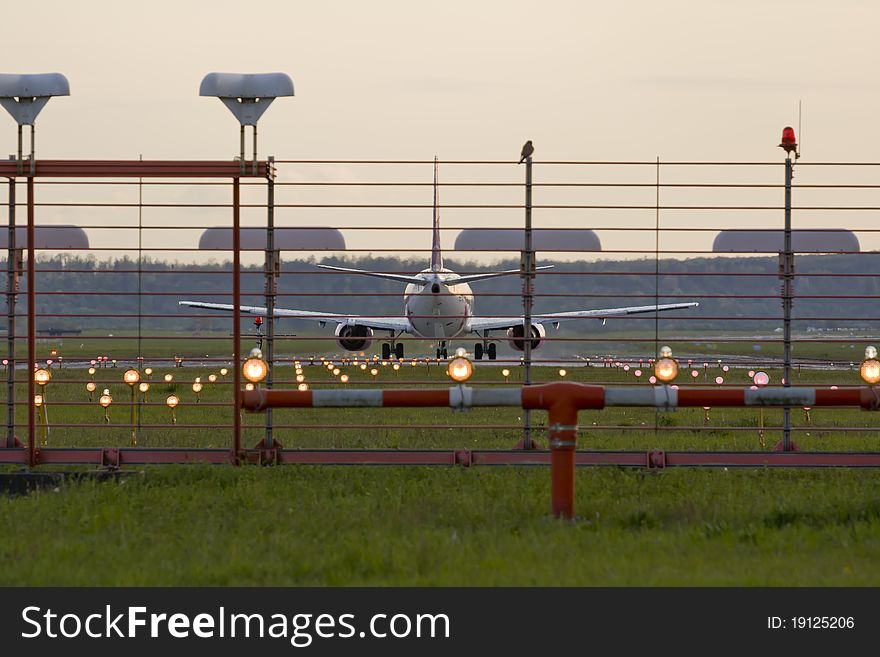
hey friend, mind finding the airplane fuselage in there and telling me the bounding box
[403,268,474,340]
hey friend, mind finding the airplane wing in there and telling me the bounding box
[467,302,700,333]
[316,264,425,285]
[447,265,554,285]
[178,301,411,333]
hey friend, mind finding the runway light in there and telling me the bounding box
[392,363,400,371]
[332,368,341,376]
[501,368,510,381]
[219,368,228,376]
[138,381,149,397]
[649,376,657,385]
[164,374,173,383]
[34,368,51,385]
[340,374,349,383]
[86,381,96,393]
[860,346,880,384]
[370,368,378,376]
[242,347,269,383]
[691,370,699,378]
[192,382,203,393]
[748,370,755,378]
[296,374,305,383]
[166,394,179,424]
[361,363,368,370]
[558,369,567,378]
[715,376,724,385]
[722,365,729,373]
[123,369,140,386]
[634,369,642,378]
[447,353,474,383]
[208,374,217,383]
[88,367,96,377]
[144,367,153,377]
[298,383,308,391]
[34,394,43,407]
[99,394,112,407]
[753,371,770,386]
[654,345,678,383]
[245,383,255,391]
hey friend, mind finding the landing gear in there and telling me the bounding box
[382,339,405,361]
[474,341,497,360]
[436,341,448,360]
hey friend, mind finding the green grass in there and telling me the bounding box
[2,466,880,586]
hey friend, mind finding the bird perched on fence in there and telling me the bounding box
[519,140,534,164]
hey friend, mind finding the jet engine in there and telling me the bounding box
[335,324,374,351]
[506,324,546,351]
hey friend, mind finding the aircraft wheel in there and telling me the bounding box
[395,343,404,359]
[488,343,497,360]
[382,343,391,360]
[474,343,484,360]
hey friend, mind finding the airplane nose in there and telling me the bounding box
[431,283,440,294]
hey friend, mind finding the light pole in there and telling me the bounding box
[200,73,293,451]
[779,125,799,452]
[99,389,112,423]
[166,395,179,425]
[123,368,140,446]
[34,367,51,445]
[753,371,770,447]
[0,73,69,450]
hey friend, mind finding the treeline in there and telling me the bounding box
[2,253,880,333]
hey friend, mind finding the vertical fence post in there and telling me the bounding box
[265,157,275,448]
[232,177,241,463]
[521,153,534,448]
[26,175,35,466]
[782,156,793,451]
[6,178,15,448]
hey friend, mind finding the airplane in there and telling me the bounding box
[180,157,699,360]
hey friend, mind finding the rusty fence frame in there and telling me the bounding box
[1,157,880,470]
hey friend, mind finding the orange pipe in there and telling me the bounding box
[677,388,745,407]
[241,388,313,410]
[522,384,604,519]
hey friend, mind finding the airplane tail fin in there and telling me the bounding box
[431,156,443,272]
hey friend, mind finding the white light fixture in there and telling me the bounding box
[199,72,294,173]
[0,73,70,174]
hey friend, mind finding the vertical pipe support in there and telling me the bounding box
[782,157,793,451]
[521,154,534,448]
[6,179,16,448]
[265,157,275,448]
[548,401,579,519]
[232,177,242,463]
[26,175,35,466]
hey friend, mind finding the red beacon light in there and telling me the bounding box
[779,126,798,157]
[254,316,263,327]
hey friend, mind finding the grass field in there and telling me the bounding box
[2,333,880,585]
[2,466,880,586]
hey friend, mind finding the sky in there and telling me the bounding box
[2,0,880,262]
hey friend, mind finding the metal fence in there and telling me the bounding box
[2,156,880,468]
